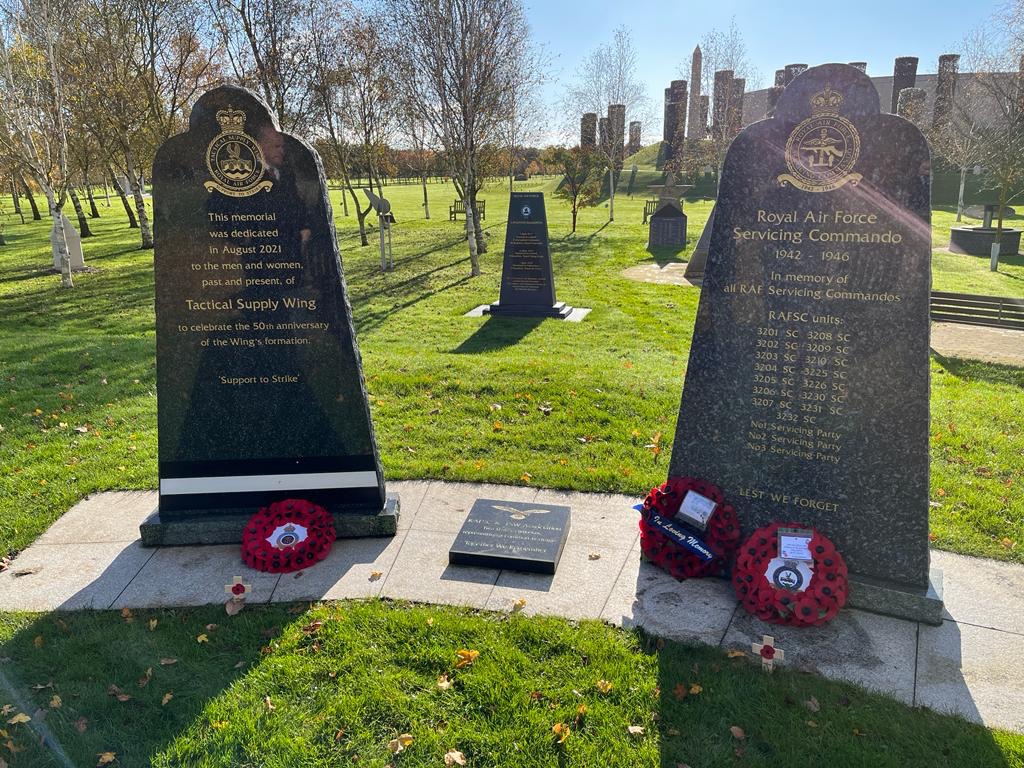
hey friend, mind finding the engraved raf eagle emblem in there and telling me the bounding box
[204,106,274,198]
[777,85,862,193]
[492,504,552,521]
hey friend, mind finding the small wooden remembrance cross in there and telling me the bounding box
[752,634,784,672]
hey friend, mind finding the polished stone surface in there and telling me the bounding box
[669,64,937,619]
[486,192,571,318]
[151,85,389,538]
[448,498,571,574]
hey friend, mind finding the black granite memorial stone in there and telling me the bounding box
[669,64,941,623]
[448,499,571,574]
[648,202,687,248]
[142,85,397,546]
[487,192,572,318]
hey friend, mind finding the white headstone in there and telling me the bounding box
[51,214,85,271]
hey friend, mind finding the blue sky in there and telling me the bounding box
[527,0,1002,138]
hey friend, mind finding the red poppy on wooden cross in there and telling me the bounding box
[225,576,251,599]
[751,634,784,672]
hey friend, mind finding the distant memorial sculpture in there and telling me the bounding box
[932,54,960,128]
[687,47,704,140]
[949,204,1022,257]
[363,187,395,272]
[486,192,573,318]
[891,56,919,113]
[669,64,942,624]
[50,214,86,272]
[144,85,397,545]
[581,113,597,150]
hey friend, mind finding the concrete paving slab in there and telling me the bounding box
[933,550,1024,635]
[916,620,1024,732]
[272,531,408,602]
[484,542,631,620]
[602,542,738,646]
[534,489,640,547]
[388,480,432,531]
[722,608,918,703]
[380,529,499,607]
[36,491,157,545]
[0,541,154,611]
[112,545,279,608]
[412,482,538,534]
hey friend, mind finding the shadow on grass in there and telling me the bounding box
[933,352,1024,388]
[452,315,545,354]
[645,244,687,267]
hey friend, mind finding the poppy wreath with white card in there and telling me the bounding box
[242,498,337,573]
[732,522,848,627]
[638,476,741,580]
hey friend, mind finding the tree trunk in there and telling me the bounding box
[110,164,138,228]
[103,179,111,206]
[992,181,1007,272]
[421,173,430,219]
[471,186,486,254]
[10,178,22,216]
[129,174,153,248]
[84,172,100,218]
[956,166,967,222]
[69,186,93,237]
[608,168,616,222]
[20,174,41,221]
[463,163,480,276]
[346,182,369,246]
[47,192,73,288]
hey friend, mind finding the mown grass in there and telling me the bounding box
[1,601,1022,767]
[0,179,1021,565]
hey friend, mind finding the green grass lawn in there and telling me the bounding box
[931,206,1024,295]
[1,600,1022,767]
[0,179,1022,565]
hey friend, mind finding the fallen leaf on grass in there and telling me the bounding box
[853,728,865,736]
[302,621,323,635]
[574,704,587,723]
[161,692,173,706]
[148,618,158,631]
[729,726,745,740]
[74,717,88,734]
[32,636,43,649]
[688,684,702,695]
[30,682,52,690]
[444,749,467,766]
[224,599,244,616]
[159,658,177,666]
[455,649,479,668]
[806,720,818,728]
[726,650,746,659]
[138,668,153,688]
[48,695,61,709]
[263,696,275,712]
[205,623,218,632]
[673,683,688,700]
[437,674,452,691]
[387,733,414,754]
[627,725,644,736]
[804,696,820,712]
[120,608,134,623]
[196,634,208,644]
[0,706,9,715]
[334,728,345,742]
[512,598,527,612]
[106,685,131,703]
[5,714,29,725]
[96,752,116,765]
[552,723,570,744]
[667,727,681,737]
[595,679,613,694]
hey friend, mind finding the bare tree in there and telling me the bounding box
[395,0,535,275]
[696,17,760,99]
[960,18,1024,269]
[205,0,316,133]
[0,0,77,285]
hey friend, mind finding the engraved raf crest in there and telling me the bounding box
[204,106,273,197]
[778,85,862,193]
[492,504,551,521]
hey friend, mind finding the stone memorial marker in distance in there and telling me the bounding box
[142,85,397,546]
[669,64,941,623]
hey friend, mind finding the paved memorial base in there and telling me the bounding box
[2,482,1023,733]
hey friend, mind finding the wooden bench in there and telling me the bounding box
[642,199,659,224]
[449,199,486,221]
[930,291,1024,330]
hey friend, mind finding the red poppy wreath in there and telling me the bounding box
[638,476,741,580]
[242,498,337,573]
[732,522,848,627]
